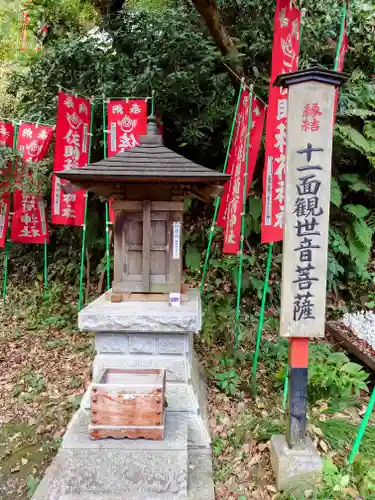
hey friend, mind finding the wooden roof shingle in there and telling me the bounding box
[57,117,230,186]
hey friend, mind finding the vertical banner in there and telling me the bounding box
[219,93,266,254]
[261,0,301,243]
[0,121,15,248]
[11,123,54,244]
[52,92,92,226]
[106,99,147,223]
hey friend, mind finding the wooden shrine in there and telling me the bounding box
[58,116,229,301]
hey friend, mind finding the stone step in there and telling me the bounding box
[33,410,188,500]
[57,453,214,500]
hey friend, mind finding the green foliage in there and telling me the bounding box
[213,368,241,396]
[27,475,40,498]
[264,340,369,405]
[308,350,369,404]
[319,419,375,458]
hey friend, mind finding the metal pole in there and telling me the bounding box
[349,386,375,464]
[3,122,18,305]
[251,242,273,393]
[78,100,95,312]
[102,98,111,291]
[234,85,253,348]
[200,82,244,292]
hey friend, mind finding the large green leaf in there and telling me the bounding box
[330,177,342,208]
[343,204,370,219]
[339,173,371,193]
[185,244,201,272]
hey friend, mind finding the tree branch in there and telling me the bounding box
[189,0,246,82]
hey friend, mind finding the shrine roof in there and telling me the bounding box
[57,117,230,186]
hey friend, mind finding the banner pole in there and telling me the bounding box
[234,84,253,348]
[3,123,18,305]
[43,233,48,290]
[78,100,95,312]
[102,98,111,291]
[250,241,273,393]
[349,386,375,464]
[200,81,244,292]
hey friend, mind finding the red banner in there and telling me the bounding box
[217,91,266,254]
[107,99,148,223]
[261,0,301,243]
[0,121,15,248]
[52,92,92,226]
[11,123,53,244]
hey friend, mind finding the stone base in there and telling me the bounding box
[270,434,323,493]
[33,409,214,500]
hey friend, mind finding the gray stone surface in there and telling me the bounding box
[63,410,187,451]
[93,354,188,382]
[95,332,189,355]
[188,451,215,500]
[270,434,323,493]
[34,449,187,499]
[33,409,188,500]
[79,289,201,334]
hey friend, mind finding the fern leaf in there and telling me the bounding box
[330,177,342,208]
[352,219,373,248]
[339,173,371,193]
[335,124,371,154]
[343,204,370,219]
[346,108,375,119]
[347,229,371,272]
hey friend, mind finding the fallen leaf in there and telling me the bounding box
[21,457,28,465]
[266,485,277,493]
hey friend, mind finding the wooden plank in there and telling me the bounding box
[112,200,142,211]
[89,425,163,440]
[151,201,184,211]
[113,201,183,211]
[325,323,375,372]
[142,200,151,292]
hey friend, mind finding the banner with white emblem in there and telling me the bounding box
[11,123,54,244]
[52,91,92,226]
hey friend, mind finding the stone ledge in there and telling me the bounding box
[92,354,189,382]
[62,410,187,451]
[79,289,201,334]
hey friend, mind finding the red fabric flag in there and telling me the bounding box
[11,123,53,244]
[106,99,148,223]
[52,92,92,226]
[261,0,301,244]
[219,93,265,254]
[334,21,348,117]
[0,121,15,248]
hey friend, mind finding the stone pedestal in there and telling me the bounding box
[33,289,214,499]
[270,434,323,493]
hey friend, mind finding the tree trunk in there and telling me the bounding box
[189,0,245,81]
[90,0,125,15]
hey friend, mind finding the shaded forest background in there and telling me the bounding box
[1,0,375,343]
